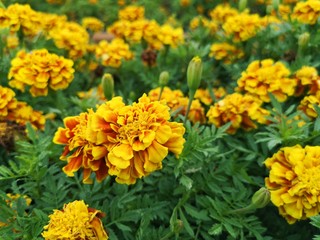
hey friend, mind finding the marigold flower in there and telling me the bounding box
[209,42,244,63]
[158,24,184,48]
[119,5,145,21]
[0,86,17,117]
[88,94,186,184]
[48,21,89,59]
[194,87,226,105]
[8,49,75,97]
[209,4,239,23]
[292,0,320,25]
[222,12,262,42]
[42,200,108,240]
[6,33,19,49]
[82,17,104,32]
[206,93,269,134]
[294,66,320,96]
[265,144,320,224]
[95,38,133,68]
[237,59,296,102]
[298,91,320,118]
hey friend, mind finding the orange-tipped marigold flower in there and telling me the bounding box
[0,86,17,117]
[8,49,75,97]
[298,91,320,118]
[292,0,320,25]
[236,59,296,102]
[206,93,269,134]
[95,38,133,68]
[265,144,320,224]
[88,94,186,184]
[294,66,320,96]
[42,200,108,240]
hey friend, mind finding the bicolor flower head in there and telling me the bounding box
[42,200,108,240]
[265,145,320,224]
[292,0,320,25]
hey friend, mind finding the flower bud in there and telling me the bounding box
[298,32,310,48]
[187,56,202,92]
[272,0,280,11]
[251,187,270,209]
[238,0,247,12]
[159,71,169,87]
[101,73,114,100]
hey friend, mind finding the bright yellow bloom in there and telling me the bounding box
[298,91,320,118]
[53,111,109,184]
[8,49,75,97]
[194,87,226,105]
[0,4,42,37]
[209,4,239,23]
[42,200,108,240]
[148,87,206,124]
[95,38,133,68]
[0,86,17,117]
[209,42,244,63]
[48,21,89,59]
[292,0,320,25]
[237,59,296,102]
[223,12,262,42]
[158,24,184,48]
[88,94,185,184]
[265,145,320,224]
[206,93,269,134]
[119,5,145,21]
[82,17,104,32]
[294,66,320,96]
[6,33,19,49]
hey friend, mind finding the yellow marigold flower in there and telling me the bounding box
[39,12,67,34]
[6,33,19,49]
[142,20,163,50]
[209,42,244,63]
[48,21,89,59]
[8,49,75,97]
[292,0,320,25]
[237,59,296,102]
[298,91,320,118]
[195,87,226,105]
[119,5,145,21]
[209,4,239,23]
[82,17,104,32]
[206,93,269,134]
[42,200,108,240]
[1,4,42,37]
[158,24,184,48]
[294,66,320,96]
[78,85,106,102]
[53,110,110,184]
[107,20,131,39]
[95,38,133,68]
[88,94,185,184]
[265,144,320,224]
[0,86,17,117]
[223,12,262,42]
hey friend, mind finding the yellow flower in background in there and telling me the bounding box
[8,49,75,97]
[298,91,320,118]
[265,145,320,224]
[48,21,89,59]
[5,33,19,49]
[223,12,262,42]
[206,93,269,134]
[180,0,190,7]
[82,17,104,32]
[209,4,239,23]
[194,87,226,105]
[294,66,320,96]
[292,0,320,25]
[95,38,133,68]
[0,86,17,117]
[237,59,296,102]
[0,4,42,37]
[88,94,185,184]
[53,111,109,184]
[119,5,145,21]
[107,20,131,39]
[158,24,184,48]
[209,42,244,63]
[42,200,108,240]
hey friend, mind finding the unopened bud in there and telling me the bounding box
[159,71,169,87]
[101,73,114,100]
[272,0,280,11]
[251,187,270,209]
[187,56,202,92]
[298,32,310,48]
[238,0,247,12]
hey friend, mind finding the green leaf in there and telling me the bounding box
[115,222,132,232]
[208,223,223,236]
[184,204,210,221]
[178,208,194,238]
[179,175,193,190]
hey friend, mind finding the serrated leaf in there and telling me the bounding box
[115,222,132,232]
[179,175,193,190]
[209,223,223,236]
[184,204,210,221]
[179,208,194,238]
